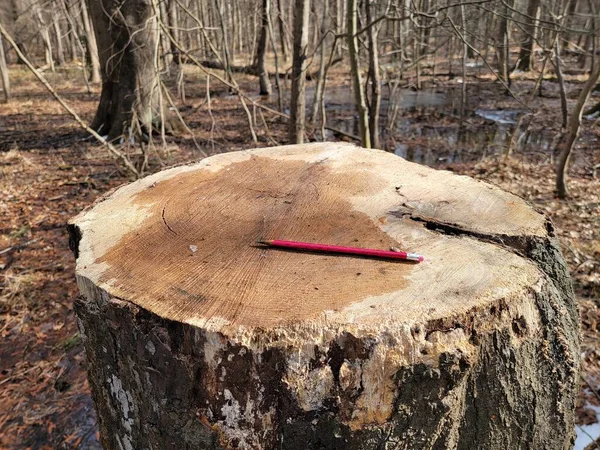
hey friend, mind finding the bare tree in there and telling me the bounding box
[347,0,370,147]
[79,0,101,83]
[556,58,600,198]
[0,33,9,102]
[365,0,385,149]
[309,0,329,125]
[256,0,272,95]
[496,0,515,88]
[87,0,164,141]
[289,0,310,143]
[51,9,66,66]
[516,0,541,71]
[33,2,54,71]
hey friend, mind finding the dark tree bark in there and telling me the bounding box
[87,0,163,140]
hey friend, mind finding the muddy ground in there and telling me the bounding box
[0,62,599,448]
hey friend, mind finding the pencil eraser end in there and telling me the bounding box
[418,255,424,262]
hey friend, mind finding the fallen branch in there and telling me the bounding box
[197,57,343,81]
[0,239,39,257]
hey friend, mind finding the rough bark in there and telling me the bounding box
[70,143,579,450]
[87,0,163,140]
[289,0,310,143]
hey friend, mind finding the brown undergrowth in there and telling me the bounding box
[0,64,599,448]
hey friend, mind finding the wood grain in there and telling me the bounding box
[71,143,546,331]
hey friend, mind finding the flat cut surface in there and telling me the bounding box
[71,143,548,331]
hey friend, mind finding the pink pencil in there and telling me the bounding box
[258,239,424,262]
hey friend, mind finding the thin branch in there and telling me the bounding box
[445,15,531,111]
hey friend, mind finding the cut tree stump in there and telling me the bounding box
[69,143,579,450]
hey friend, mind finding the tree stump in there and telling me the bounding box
[69,143,579,450]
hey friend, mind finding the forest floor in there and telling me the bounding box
[0,62,599,449]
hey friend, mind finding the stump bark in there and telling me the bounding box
[69,143,579,450]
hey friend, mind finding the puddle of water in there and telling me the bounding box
[304,83,557,167]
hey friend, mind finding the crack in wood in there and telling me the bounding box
[161,205,178,236]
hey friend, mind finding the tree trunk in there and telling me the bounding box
[52,12,66,66]
[159,0,173,69]
[555,40,568,129]
[495,0,515,89]
[556,55,600,198]
[34,5,55,72]
[516,0,541,71]
[61,0,80,63]
[365,0,380,149]
[256,0,272,95]
[70,143,579,450]
[347,0,370,147]
[309,0,329,125]
[80,0,101,84]
[87,0,163,140]
[289,0,310,143]
[276,0,289,60]
[213,0,234,83]
[167,0,181,67]
[0,34,10,102]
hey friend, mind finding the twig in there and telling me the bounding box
[0,239,39,256]
[445,15,531,111]
[160,81,208,157]
[576,424,600,450]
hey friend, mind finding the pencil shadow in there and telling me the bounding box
[250,244,421,264]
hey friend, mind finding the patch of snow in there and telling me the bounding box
[574,403,600,450]
[584,111,600,120]
[145,340,156,355]
[221,389,241,427]
[475,109,521,124]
